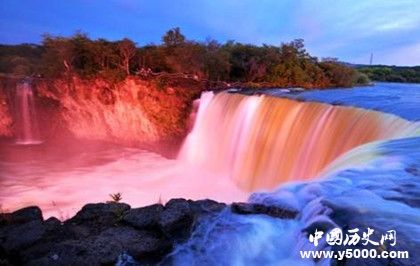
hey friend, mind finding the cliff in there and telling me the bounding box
[0,89,12,137]
[0,76,200,148]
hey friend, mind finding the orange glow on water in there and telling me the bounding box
[180,92,419,190]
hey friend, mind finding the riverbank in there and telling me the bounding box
[0,199,297,265]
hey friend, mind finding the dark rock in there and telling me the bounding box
[188,199,227,215]
[123,203,164,229]
[2,199,295,265]
[65,202,130,234]
[0,206,43,226]
[44,217,61,228]
[0,220,45,253]
[27,239,113,266]
[159,199,194,239]
[0,259,12,266]
[27,227,172,266]
[231,202,298,219]
[100,227,172,262]
[0,213,11,227]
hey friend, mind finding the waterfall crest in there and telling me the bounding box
[179,92,420,190]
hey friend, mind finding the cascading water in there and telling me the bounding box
[14,81,42,144]
[1,82,419,265]
[169,89,420,265]
[179,91,420,190]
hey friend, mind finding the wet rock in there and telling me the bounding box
[0,213,11,227]
[123,203,164,229]
[0,220,45,253]
[1,199,287,265]
[0,206,43,226]
[0,258,12,266]
[27,239,113,266]
[231,202,298,219]
[159,199,194,239]
[27,227,172,266]
[65,202,130,234]
[100,227,172,262]
[188,199,227,215]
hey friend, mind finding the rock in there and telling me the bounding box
[27,227,172,266]
[65,202,130,234]
[100,227,172,262]
[158,199,194,239]
[0,220,45,253]
[0,258,12,266]
[1,199,299,265]
[26,239,109,266]
[231,202,298,219]
[0,213,11,227]
[122,204,163,230]
[0,206,43,226]
[188,199,227,215]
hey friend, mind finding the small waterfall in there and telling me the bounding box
[15,81,42,144]
[179,92,420,191]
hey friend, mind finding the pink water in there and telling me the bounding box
[0,139,246,219]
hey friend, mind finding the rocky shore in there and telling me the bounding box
[0,199,297,265]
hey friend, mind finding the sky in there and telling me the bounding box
[0,0,419,66]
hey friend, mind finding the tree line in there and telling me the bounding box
[0,28,369,88]
[358,65,420,83]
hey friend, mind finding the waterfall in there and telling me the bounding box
[171,91,420,265]
[179,91,420,191]
[15,81,42,145]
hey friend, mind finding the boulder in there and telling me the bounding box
[0,220,45,253]
[0,206,43,226]
[26,227,172,266]
[65,202,130,235]
[231,202,298,219]
[158,199,194,239]
[0,199,297,265]
[188,199,227,215]
[100,227,172,262]
[122,204,163,230]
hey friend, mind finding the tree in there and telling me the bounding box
[42,34,77,76]
[162,27,185,47]
[320,59,356,87]
[89,39,118,71]
[117,38,136,75]
[203,39,230,80]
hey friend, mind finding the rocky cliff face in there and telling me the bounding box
[0,87,12,137]
[24,78,199,144]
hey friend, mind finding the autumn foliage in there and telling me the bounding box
[0,28,368,88]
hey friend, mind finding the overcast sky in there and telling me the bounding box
[1,0,419,66]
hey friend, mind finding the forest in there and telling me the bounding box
[0,28,369,88]
[358,65,420,83]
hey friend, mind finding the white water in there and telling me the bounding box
[15,82,42,145]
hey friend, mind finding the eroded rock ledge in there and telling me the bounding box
[0,199,297,265]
